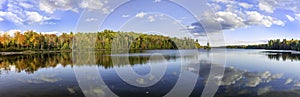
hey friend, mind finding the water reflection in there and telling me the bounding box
[0,53,73,73]
[264,51,300,61]
[0,51,194,73]
[1,50,300,97]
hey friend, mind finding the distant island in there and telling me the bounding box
[225,39,300,51]
[0,30,204,54]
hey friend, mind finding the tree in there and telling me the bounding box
[0,30,202,51]
[0,33,11,49]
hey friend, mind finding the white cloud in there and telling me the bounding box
[209,0,300,13]
[0,11,24,25]
[187,25,197,30]
[79,0,107,11]
[135,12,147,18]
[4,29,21,36]
[238,2,253,9]
[39,0,78,14]
[172,20,182,24]
[148,16,155,22]
[41,31,60,35]
[7,1,24,16]
[101,7,110,14]
[25,11,51,24]
[122,15,130,18]
[245,11,264,23]
[188,10,285,34]
[19,2,34,9]
[154,0,161,3]
[41,22,56,25]
[85,18,98,22]
[207,3,222,11]
[206,0,288,30]
[0,0,58,25]
[39,0,110,14]
[286,15,295,22]
[0,17,3,22]
[265,16,284,26]
[215,11,245,30]
[211,0,236,4]
[257,0,300,13]
[258,1,274,13]
[295,14,300,20]
[245,11,284,27]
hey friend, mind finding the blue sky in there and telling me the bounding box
[0,0,300,46]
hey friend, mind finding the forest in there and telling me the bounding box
[0,30,202,52]
[226,39,300,51]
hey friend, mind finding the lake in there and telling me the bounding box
[1,49,300,97]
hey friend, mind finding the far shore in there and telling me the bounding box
[2,47,299,56]
[0,48,202,56]
[0,50,72,56]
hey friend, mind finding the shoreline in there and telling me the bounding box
[2,48,300,56]
[0,50,72,56]
[0,48,201,56]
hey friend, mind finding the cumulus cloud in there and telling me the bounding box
[211,0,236,4]
[135,12,147,18]
[187,10,284,35]
[286,15,295,22]
[258,1,274,13]
[6,1,25,17]
[154,0,161,3]
[79,0,108,11]
[41,31,61,35]
[122,15,130,18]
[25,11,51,24]
[19,2,34,9]
[41,22,56,25]
[216,11,245,29]
[39,0,110,14]
[85,18,98,22]
[245,11,284,27]
[0,29,21,36]
[0,1,59,25]
[258,0,300,13]
[147,16,155,22]
[238,2,253,9]
[295,14,300,20]
[39,0,78,14]
[0,11,24,25]
[0,0,110,26]
[207,3,222,11]
[202,0,287,35]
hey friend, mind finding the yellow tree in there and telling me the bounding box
[14,31,26,49]
[0,33,11,49]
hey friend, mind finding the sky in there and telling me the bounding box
[0,0,300,46]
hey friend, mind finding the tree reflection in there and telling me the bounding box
[0,51,179,73]
[0,53,73,73]
[266,52,300,61]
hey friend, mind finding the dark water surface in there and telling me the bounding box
[1,49,300,97]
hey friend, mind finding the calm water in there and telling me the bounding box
[1,49,300,97]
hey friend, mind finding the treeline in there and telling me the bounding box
[266,39,300,51]
[0,30,73,51]
[226,39,300,51]
[0,30,201,51]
